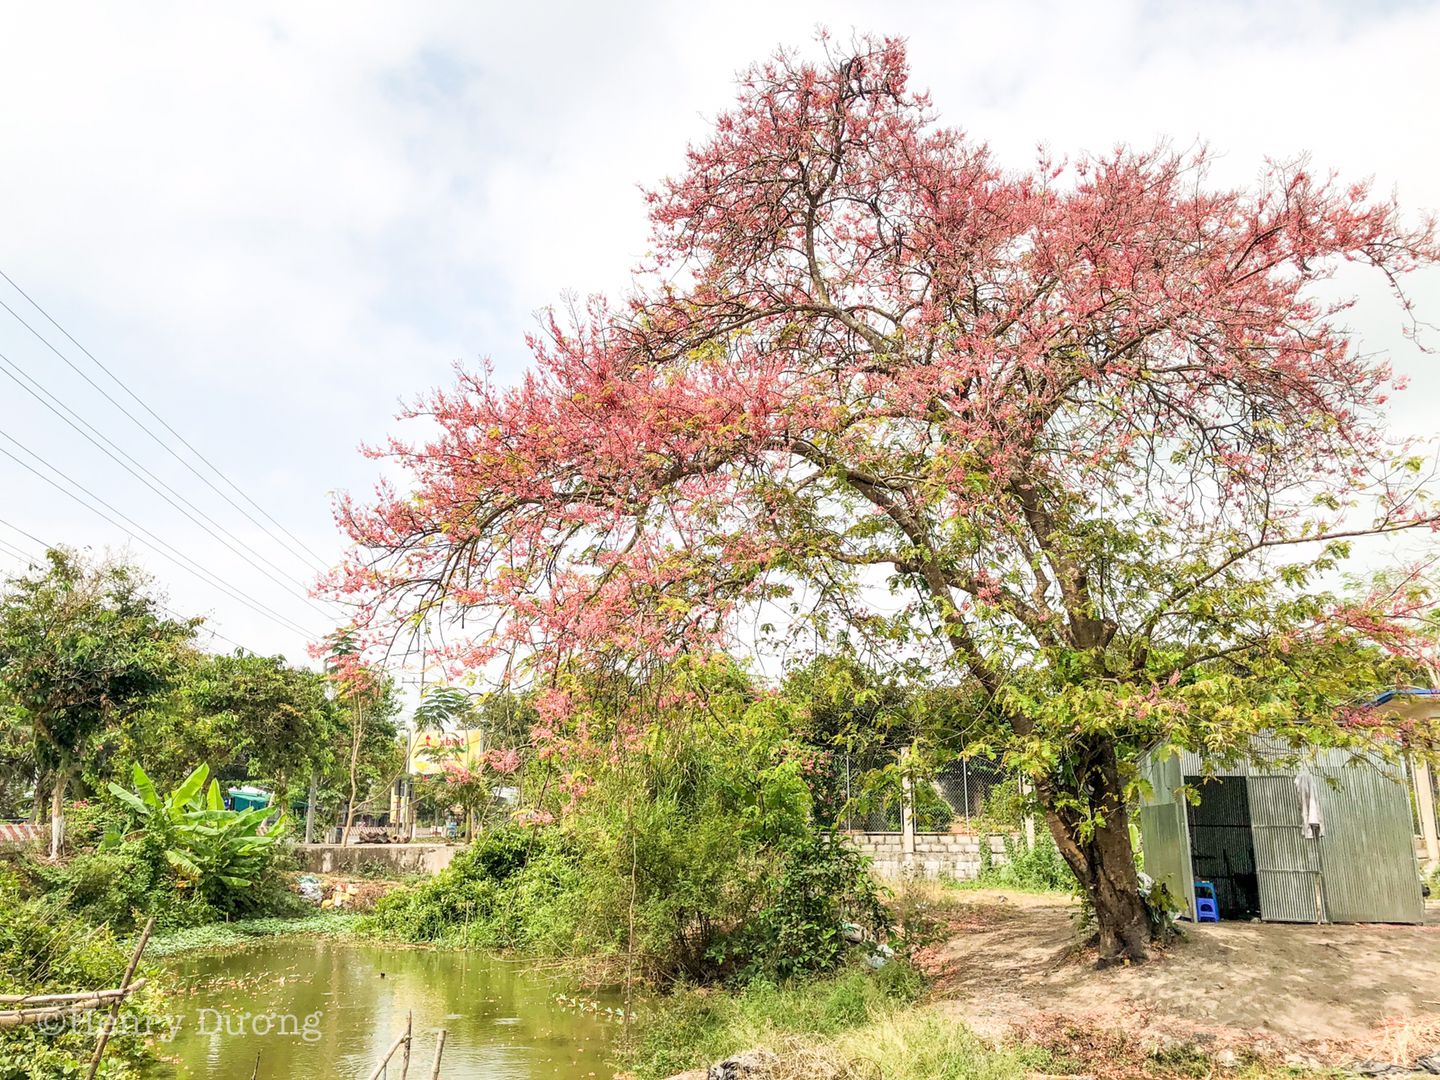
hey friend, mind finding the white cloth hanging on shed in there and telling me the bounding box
[1295,772,1325,839]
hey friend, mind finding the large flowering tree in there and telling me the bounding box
[332,37,1439,960]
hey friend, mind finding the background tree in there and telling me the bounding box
[321,633,401,844]
[331,37,1439,960]
[0,549,191,857]
[0,689,36,821]
[90,649,340,802]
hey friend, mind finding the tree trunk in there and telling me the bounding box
[49,769,68,860]
[340,702,364,847]
[1041,740,1152,964]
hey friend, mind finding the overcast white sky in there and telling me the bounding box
[0,0,1436,672]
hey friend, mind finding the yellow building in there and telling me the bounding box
[407,728,486,776]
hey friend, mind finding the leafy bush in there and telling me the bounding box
[975,776,1025,830]
[61,798,127,850]
[38,840,203,928]
[364,827,582,952]
[969,829,1075,893]
[733,835,888,981]
[0,865,162,1079]
[366,714,891,985]
[107,762,295,917]
[21,763,303,932]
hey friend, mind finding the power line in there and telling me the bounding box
[0,348,342,623]
[0,272,333,575]
[0,430,319,640]
[0,524,248,654]
[0,517,47,551]
[0,536,35,565]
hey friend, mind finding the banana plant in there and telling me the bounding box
[108,763,286,895]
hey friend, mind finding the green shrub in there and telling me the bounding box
[108,763,287,910]
[975,776,1025,830]
[966,829,1075,893]
[61,798,127,851]
[17,766,305,933]
[0,866,162,1079]
[39,839,203,930]
[732,834,889,981]
[370,676,893,985]
[364,827,582,951]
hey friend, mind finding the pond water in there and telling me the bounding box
[148,938,625,1079]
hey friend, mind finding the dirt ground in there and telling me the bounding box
[914,888,1440,1068]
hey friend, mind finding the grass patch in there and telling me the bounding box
[146,911,362,957]
[625,960,924,1079]
[627,978,1065,1080]
[798,1012,1059,1080]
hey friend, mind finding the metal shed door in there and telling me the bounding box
[1137,751,1195,919]
[1312,765,1424,924]
[1247,775,1320,922]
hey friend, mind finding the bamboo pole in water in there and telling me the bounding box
[0,978,148,1007]
[366,1026,411,1080]
[0,981,151,1030]
[85,916,154,1080]
[429,1030,447,1079]
[399,1011,412,1080]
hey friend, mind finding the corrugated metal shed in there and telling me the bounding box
[1137,750,1195,918]
[1140,737,1424,925]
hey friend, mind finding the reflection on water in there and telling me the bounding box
[149,938,623,1078]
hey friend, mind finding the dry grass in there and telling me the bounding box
[1344,1014,1440,1068]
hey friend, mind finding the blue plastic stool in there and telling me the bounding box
[1194,880,1219,923]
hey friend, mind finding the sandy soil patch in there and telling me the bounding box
[913,888,1440,1066]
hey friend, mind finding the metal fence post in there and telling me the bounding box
[844,753,852,832]
[1018,774,1036,849]
[900,747,916,867]
[961,758,970,827]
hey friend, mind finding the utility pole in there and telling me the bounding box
[304,768,318,845]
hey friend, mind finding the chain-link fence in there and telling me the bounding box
[830,750,1020,834]
[833,750,903,832]
[930,755,1014,829]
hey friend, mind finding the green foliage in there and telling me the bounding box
[974,776,1024,830]
[364,827,582,952]
[27,837,210,932]
[0,692,32,820]
[0,548,192,853]
[0,865,161,1079]
[104,763,295,918]
[103,649,340,798]
[368,671,891,984]
[624,961,924,1079]
[963,830,1075,894]
[413,686,478,729]
[734,835,888,981]
[145,912,362,958]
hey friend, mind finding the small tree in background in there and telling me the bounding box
[321,632,401,845]
[330,36,1439,960]
[0,549,191,857]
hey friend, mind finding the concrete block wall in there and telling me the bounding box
[296,842,457,876]
[845,831,1011,880]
